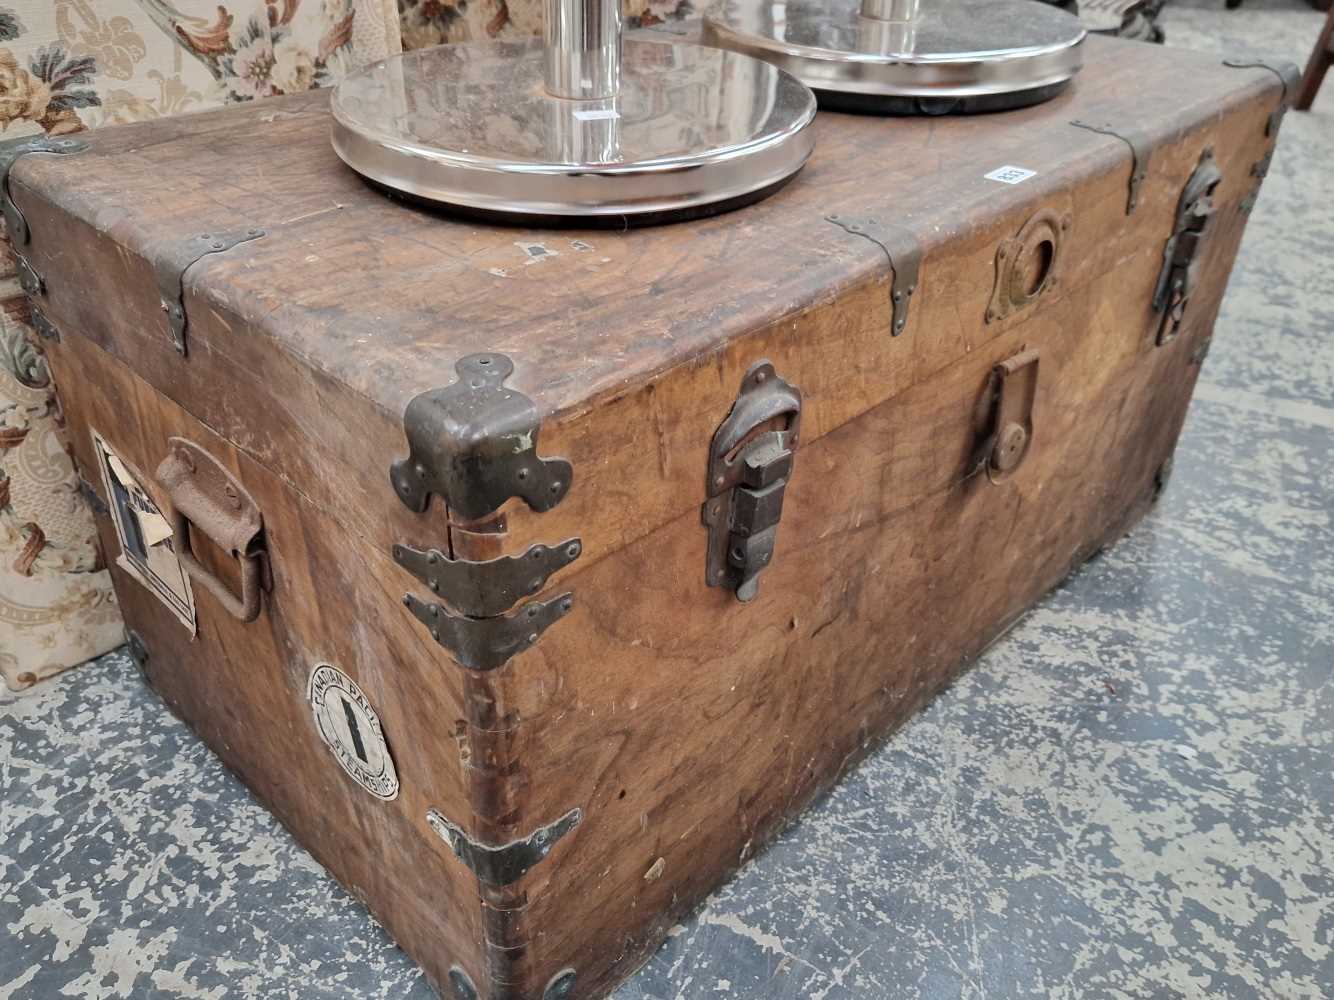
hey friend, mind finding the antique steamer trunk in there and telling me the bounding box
[5,34,1290,1000]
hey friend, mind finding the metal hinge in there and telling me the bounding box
[78,477,109,516]
[1070,120,1152,214]
[1222,56,1301,136]
[702,361,801,603]
[974,349,1040,483]
[1239,151,1273,215]
[426,806,582,887]
[391,353,573,521]
[1152,147,1222,346]
[403,590,574,671]
[0,136,87,247]
[14,255,43,297]
[29,306,59,342]
[152,228,265,356]
[126,629,150,671]
[394,538,581,619]
[826,214,920,336]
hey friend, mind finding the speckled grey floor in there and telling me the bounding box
[4,5,1332,999]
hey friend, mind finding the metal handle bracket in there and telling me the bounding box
[156,437,269,622]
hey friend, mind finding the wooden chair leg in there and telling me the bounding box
[1295,8,1334,110]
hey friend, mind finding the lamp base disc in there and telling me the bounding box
[703,0,1085,113]
[331,39,817,221]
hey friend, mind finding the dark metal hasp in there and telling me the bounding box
[703,361,802,603]
[391,353,573,521]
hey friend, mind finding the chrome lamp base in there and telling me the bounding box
[331,38,816,224]
[703,0,1086,115]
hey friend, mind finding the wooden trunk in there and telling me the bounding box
[8,34,1290,1000]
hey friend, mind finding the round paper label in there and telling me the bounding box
[308,664,399,800]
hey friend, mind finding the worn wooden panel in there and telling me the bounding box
[46,332,489,995]
[492,269,1221,998]
[23,28,1284,1000]
[13,38,1279,571]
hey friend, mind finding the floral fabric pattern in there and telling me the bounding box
[397,0,693,49]
[1,303,123,692]
[0,1,396,137]
[0,0,400,691]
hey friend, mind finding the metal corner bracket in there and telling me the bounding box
[390,353,573,521]
[427,807,582,887]
[1070,120,1152,214]
[153,228,266,356]
[404,590,574,672]
[826,215,920,337]
[394,537,582,619]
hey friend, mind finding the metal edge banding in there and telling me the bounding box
[825,215,920,335]
[426,807,583,886]
[1221,56,1303,135]
[403,591,576,672]
[393,537,583,619]
[1069,120,1151,214]
[0,136,88,247]
[153,228,266,355]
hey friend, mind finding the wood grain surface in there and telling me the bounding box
[24,31,1285,1000]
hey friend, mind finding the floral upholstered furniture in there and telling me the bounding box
[0,0,400,692]
[398,0,692,48]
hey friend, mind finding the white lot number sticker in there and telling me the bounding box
[985,165,1038,185]
[308,664,400,800]
[92,429,196,633]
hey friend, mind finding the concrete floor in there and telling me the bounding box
[3,3,1332,998]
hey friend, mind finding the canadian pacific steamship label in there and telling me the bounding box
[91,429,196,634]
[308,664,400,801]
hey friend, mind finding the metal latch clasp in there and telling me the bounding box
[1152,148,1222,346]
[975,349,1040,483]
[703,361,802,603]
